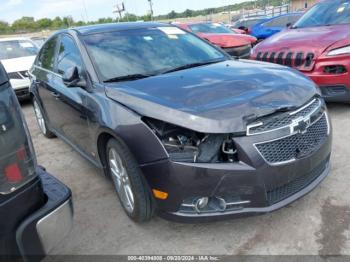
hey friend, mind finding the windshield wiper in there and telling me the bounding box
[160,60,225,74]
[103,73,154,83]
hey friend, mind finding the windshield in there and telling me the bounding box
[263,14,302,27]
[294,0,350,28]
[83,27,226,82]
[189,23,234,34]
[0,40,38,60]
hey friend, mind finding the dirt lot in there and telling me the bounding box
[21,101,350,256]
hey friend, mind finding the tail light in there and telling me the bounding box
[0,99,37,195]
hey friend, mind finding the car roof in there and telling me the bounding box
[269,12,304,19]
[177,21,217,26]
[71,22,172,35]
[238,16,270,22]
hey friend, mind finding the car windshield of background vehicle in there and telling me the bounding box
[263,14,302,27]
[294,0,350,28]
[83,27,226,82]
[235,19,266,28]
[189,23,234,34]
[0,40,38,60]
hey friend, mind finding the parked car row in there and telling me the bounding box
[251,0,350,102]
[175,22,257,58]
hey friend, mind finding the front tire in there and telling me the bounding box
[106,138,154,222]
[33,97,55,138]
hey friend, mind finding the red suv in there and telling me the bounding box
[176,22,257,58]
[251,0,350,102]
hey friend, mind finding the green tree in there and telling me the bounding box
[183,9,193,17]
[37,18,52,29]
[168,11,177,19]
[51,17,63,29]
[12,17,37,32]
[74,21,86,27]
[62,16,74,28]
[0,21,11,33]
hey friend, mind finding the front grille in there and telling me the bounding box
[255,51,315,69]
[255,114,329,164]
[224,45,251,58]
[19,70,29,77]
[248,98,322,135]
[267,156,329,205]
[7,71,28,80]
[8,72,22,80]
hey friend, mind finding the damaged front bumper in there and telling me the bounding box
[141,102,332,223]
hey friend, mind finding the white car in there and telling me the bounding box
[0,37,39,99]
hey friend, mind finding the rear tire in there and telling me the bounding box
[106,138,154,222]
[32,97,55,138]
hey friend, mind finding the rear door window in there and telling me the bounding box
[36,36,58,71]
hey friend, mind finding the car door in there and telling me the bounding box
[34,36,62,130]
[49,34,91,154]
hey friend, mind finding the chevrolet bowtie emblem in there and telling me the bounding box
[290,117,311,134]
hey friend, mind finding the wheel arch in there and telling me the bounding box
[96,128,122,177]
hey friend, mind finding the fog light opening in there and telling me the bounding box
[217,197,227,212]
[195,197,209,213]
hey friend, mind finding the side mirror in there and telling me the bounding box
[286,23,292,28]
[62,66,86,88]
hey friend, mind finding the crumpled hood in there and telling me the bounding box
[197,33,255,48]
[0,56,36,73]
[105,60,318,134]
[254,24,350,57]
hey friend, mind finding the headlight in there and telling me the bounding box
[327,45,350,56]
[143,117,238,163]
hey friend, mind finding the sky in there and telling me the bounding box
[0,0,248,23]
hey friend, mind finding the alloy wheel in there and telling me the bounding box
[33,100,47,135]
[108,148,135,213]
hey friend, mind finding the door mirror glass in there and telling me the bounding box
[62,66,86,88]
[62,66,78,83]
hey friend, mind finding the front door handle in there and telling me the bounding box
[51,92,60,98]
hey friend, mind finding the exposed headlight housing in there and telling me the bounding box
[143,117,238,163]
[327,45,350,56]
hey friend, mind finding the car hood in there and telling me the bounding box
[254,24,350,57]
[197,33,255,48]
[1,56,36,73]
[105,60,318,134]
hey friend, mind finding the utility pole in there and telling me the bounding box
[148,0,154,21]
[113,3,125,22]
[82,0,89,22]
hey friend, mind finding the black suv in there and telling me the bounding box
[30,23,332,223]
[0,62,72,261]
